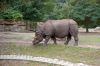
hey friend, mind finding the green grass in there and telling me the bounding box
[0,44,100,66]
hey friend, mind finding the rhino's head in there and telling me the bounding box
[32,32,43,45]
[32,22,44,45]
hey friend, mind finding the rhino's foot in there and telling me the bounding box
[74,41,78,46]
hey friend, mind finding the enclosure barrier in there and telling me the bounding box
[0,55,91,66]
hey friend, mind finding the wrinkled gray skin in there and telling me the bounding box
[32,19,78,46]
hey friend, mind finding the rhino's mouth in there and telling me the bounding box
[32,40,40,45]
[33,32,44,45]
[32,39,43,45]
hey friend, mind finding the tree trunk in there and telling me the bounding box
[3,23,5,32]
[86,26,89,33]
[84,18,89,33]
[25,21,28,30]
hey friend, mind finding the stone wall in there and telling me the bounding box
[0,24,26,32]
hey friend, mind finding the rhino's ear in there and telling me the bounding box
[37,22,44,26]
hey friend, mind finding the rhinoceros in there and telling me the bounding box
[32,19,78,46]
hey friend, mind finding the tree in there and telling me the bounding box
[71,0,100,32]
[41,0,77,20]
[2,9,23,21]
[0,0,100,31]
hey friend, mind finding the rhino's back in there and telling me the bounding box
[51,19,70,38]
[43,19,78,38]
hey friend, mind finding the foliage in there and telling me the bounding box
[1,9,23,21]
[71,0,100,32]
[72,0,100,21]
[19,0,44,21]
[0,0,100,32]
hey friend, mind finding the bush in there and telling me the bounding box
[1,9,23,21]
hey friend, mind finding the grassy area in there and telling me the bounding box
[0,32,100,66]
[0,44,100,66]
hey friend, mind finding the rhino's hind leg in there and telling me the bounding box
[64,33,71,45]
[73,35,78,46]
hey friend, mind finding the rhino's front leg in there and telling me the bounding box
[44,36,50,45]
[51,37,57,45]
